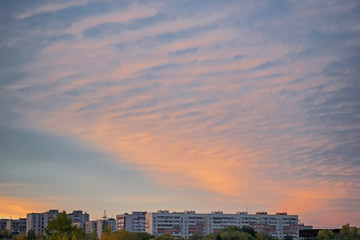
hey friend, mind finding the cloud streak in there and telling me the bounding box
[1,0,360,227]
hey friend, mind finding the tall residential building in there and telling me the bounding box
[116,211,146,232]
[68,210,90,231]
[26,210,59,235]
[145,210,299,239]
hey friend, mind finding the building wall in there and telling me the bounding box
[146,211,299,239]
[146,211,206,238]
[6,218,27,234]
[68,210,90,231]
[116,212,146,232]
[0,219,8,231]
[85,221,97,234]
[26,210,59,235]
[97,218,116,238]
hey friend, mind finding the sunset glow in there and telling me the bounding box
[1,0,359,229]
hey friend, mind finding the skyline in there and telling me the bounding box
[0,0,359,228]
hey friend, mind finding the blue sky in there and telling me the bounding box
[0,0,360,228]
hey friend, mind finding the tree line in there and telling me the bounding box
[1,211,359,240]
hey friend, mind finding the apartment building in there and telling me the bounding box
[145,210,298,239]
[6,218,27,234]
[146,210,206,238]
[97,218,116,238]
[116,211,146,232]
[0,219,8,231]
[68,210,90,231]
[85,220,97,234]
[26,210,58,235]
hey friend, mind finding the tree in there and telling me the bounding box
[0,229,12,239]
[85,232,99,240]
[214,226,256,240]
[284,236,294,240]
[106,229,132,240]
[11,232,26,240]
[203,233,216,240]
[318,230,334,240]
[189,233,204,240]
[27,229,37,240]
[341,224,352,236]
[256,231,277,240]
[241,226,257,238]
[45,211,79,240]
[133,232,154,240]
[151,233,174,240]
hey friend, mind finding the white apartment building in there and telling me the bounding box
[116,211,146,232]
[146,210,206,238]
[145,210,298,239]
[26,210,58,235]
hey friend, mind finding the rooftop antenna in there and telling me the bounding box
[246,207,248,213]
[285,208,287,213]
[103,210,107,220]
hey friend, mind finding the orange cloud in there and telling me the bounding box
[0,197,49,219]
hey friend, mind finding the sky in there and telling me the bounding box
[0,0,359,228]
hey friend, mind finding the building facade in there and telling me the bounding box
[146,210,299,239]
[68,210,90,231]
[0,219,8,231]
[26,210,58,235]
[6,218,27,234]
[85,220,98,234]
[116,211,146,232]
[146,210,206,238]
[97,218,116,238]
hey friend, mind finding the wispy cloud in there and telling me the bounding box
[1,0,360,227]
[16,0,93,19]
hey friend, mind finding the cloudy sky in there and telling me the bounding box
[1,0,359,228]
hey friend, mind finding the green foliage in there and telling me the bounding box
[203,234,216,240]
[46,211,75,239]
[341,225,352,236]
[132,232,154,240]
[189,233,204,240]
[241,226,257,238]
[27,230,37,240]
[0,229,13,239]
[11,232,26,240]
[256,231,277,240]
[318,230,334,240]
[44,211,87,240]
[284,236,293,240]
[84,232,99,240]
[151,233,174,240]
[212,225,256,240]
